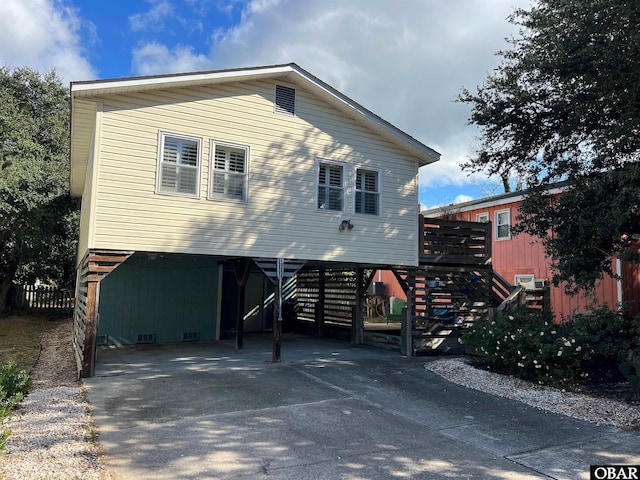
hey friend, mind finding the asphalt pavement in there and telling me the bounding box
[84,334,640,479]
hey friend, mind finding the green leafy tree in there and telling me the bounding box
[459,0,640,291]
[0,67,78,313]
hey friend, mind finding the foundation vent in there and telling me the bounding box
[136,333,156,344]
[182,331,200,342]
[97,335,108,346]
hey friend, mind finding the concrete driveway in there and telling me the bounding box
[84,334,640,479]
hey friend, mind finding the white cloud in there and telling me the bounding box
[0,0,95,83]
[129,0,528,189]
[129,0,175,32]
[452,194,473,205]
[132,42,213,76]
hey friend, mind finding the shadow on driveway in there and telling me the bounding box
[84,333,640,479]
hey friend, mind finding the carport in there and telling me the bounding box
[74,249,414,378]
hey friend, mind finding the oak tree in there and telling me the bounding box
[459,0,640,291]
[0,67,78,313]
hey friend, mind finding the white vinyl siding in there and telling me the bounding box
[317,161,344,211]
[157,133,201,196]
[354,167,380,215]
[88,79,421,266]
[210,142,248,202]
[495,208,511,240]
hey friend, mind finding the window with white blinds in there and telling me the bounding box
[317,161,344,211]
[355,168,380,215]
[209,142,248,201]
[157,133,201,196]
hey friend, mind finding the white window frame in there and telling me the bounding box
[316,159,345,212]
[208,140,250,203]
[476,212,489,223]
[353,166,381,216]
[156,131,202,198]
[495,208,511,240]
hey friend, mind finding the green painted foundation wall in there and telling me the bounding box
[98,254,220,345]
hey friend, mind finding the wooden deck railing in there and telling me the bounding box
[419,215,492,266]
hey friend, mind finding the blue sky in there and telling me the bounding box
[1,0,530,207]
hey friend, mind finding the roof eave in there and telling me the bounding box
[70,63,440,178]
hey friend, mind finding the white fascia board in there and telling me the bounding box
[422,186,566,216]
[70,63,440,165]
[289,65,441,165]
[71,64,294,96]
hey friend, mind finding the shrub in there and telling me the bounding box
[0,361,32,410]
[0,361,32,453]
[462,305,640,387]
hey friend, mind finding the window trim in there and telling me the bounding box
[495,208,511,240]
[353,166,382,216]
[315,158,346,212]
[207,140,250,203]
[156,131,202,198]
[476,212,489,223]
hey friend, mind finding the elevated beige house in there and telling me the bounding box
[71,63,440,376]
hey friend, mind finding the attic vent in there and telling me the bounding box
[182,331,200,342]
[275,85,295,116]
[136,333,156,344]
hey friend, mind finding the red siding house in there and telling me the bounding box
[380,187,640,323]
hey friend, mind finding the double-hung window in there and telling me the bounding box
[317,161,344,211]
[355,168,380,215]
[210,142,249,201]
[495,208,511,240]
[157,133,201,196]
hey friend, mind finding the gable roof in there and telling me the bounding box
[70,62,440,197]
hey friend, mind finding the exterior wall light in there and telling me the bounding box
[339,219,354,230]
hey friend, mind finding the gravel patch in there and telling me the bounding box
[0,387,110,480]
[425,357,640,430]
[0,318,111,480]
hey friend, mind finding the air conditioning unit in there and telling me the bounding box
[514,274,535,290]
[534,278,548,289]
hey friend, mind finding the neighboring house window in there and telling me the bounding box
[209,141,249,202]
[157,133,201,196]
[476,212,489,223]
[275,85,295,116]
[495,208,511,240]
[355,168,380,215]
[317,161,344,211]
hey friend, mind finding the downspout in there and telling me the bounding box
[616,258,623,308]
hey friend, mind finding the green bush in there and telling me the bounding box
[0,361,32,410]
[462,305,640,386]
[0,361,32,453]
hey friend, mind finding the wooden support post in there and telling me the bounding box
[272,280,282,362]
[316,268,326,337]
[233,259,252,350]
[81,280,99,378]
[402,285,414,357]
[352,267,364,345]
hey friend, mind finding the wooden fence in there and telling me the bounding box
[12,284,75,313]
